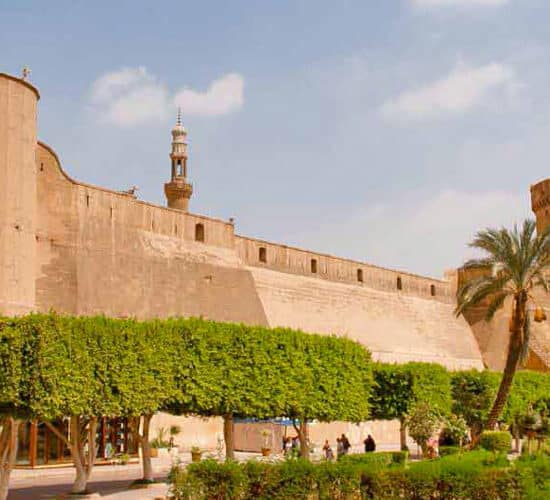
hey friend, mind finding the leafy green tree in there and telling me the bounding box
[114,318,181,482]
[168,319,277,461]
[406,402,442,456]
[503,370,550,452]
[455,220,550,430]
[369,362,451,450]
[170,320,373,460]
[451,370,499,441]
[18,314,103,494]
[0,319,25,500]
[284,332,372,458]
[369,363,412,450]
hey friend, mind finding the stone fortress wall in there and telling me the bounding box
[33,139,483,370]
[5,72,546,453]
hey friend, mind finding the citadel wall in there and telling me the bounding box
[35,141,267,324]
[1,72,489,454]
[33,139,483,369]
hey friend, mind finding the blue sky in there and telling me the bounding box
[2,0,547,277]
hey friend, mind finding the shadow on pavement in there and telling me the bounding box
[9,476,167,499]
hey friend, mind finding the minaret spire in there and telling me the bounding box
[164,109,193,211]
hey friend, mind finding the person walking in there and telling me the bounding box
[336,437,344,459]
[283,436,292,456]
[322,440,334,461]
[364,434,376,452]
[341,434,351,455]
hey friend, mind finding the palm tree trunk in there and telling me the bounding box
[485,294,525,430]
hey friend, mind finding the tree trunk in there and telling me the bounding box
[485,294,526,430]
[0,418,20,500]
[46,416,96,494]
[141,414,154,481]
[70,415,88,494]
[469,423,482,448]
[223,414,235,461]
[294,420,309,459]
[399,418,407,451]
[85,417,98,481]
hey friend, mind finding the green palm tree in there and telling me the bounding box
[455,219,550,431]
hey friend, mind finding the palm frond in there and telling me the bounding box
[533,270,550,293]
[461,258,495,271]
[484,292,510,322]
[455,275,512,317]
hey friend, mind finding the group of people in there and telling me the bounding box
[282,435,302,456]
[322,433,376,461]
[322,434,376,461]
[282,433,376,460]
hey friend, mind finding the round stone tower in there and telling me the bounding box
[164,109,193,211]
[531,179,550,233]
[0,73,39,315]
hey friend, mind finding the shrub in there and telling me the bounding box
[181,459,247,499]
[316,461,361,500]
[439,414,468,446]
[406,402,442,454]
[480,431,511,453]
[339,451,407,468]
[390,451,408,465]
[439,445,462,457]
[169,451,550,499]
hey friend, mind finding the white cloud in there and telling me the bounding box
[296,189,530,277]
[381,63,515,121]
[90,67,170,127]
[89,68,244,127]
[411,0,508,7]
[173,73,244,117]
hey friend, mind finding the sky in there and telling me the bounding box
[1,0,548,277]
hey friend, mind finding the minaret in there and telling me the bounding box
[164,109,193,211]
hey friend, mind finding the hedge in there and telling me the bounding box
[169,451,550,499]
[439,445,462,457]
[0,313,373,424]
[338,451,408,467]
[479,431,512,453]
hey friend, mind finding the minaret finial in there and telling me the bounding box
[21,66,31,81]
[177,107,182,126]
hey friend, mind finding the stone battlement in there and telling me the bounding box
[38,139,450,304]
[236,236,453,303]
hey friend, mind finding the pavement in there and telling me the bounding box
[7,446,403,498]
[7,451,257,499]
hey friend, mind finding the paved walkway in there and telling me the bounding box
[8,452,256,499]
[7,446,403,498]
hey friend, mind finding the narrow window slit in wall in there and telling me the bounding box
[311,258,318,274]
[195,223,205,242]
[174,224,178,236]
[259,247,267,263]
[40,163,44,172]
[397,276,403,290]
[430,284,436,297]
[357,269,363,283]
[86,195,90,207]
